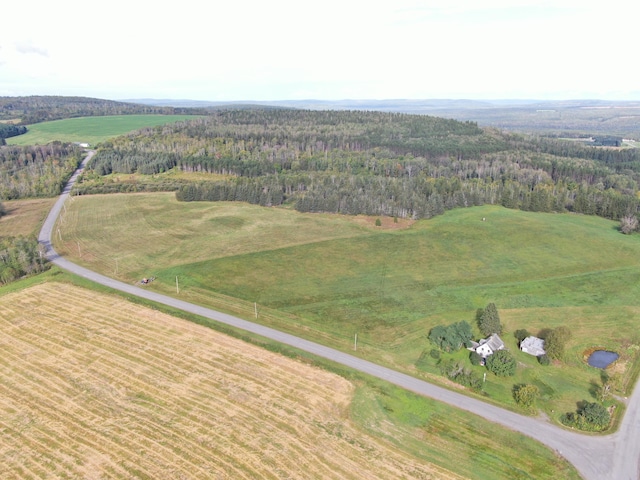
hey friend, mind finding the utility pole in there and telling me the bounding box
[254,302,258,319]
[77,241,81,258]
[354,333,358,352]
[176,276,179,294]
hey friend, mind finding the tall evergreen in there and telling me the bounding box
[478,303,502,336]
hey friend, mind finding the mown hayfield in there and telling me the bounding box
[0,198,56,238]
[55,195,640,416]
[6,115,200,146]
[0,282,580,480]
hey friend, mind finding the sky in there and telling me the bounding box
[2,0,639,102]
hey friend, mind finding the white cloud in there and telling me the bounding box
[14,40,49,57]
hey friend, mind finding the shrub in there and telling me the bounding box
[561,401,610,431]
[438,359,484,391]
[538,354,550,366]
[429,348,441,360]
[513,384,539,408]
[375,218,382,226]
[469,351,482,366]
[620,215,638,234]
[514,329,530,343]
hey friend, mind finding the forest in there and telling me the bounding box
[0,96,207,125]
[0,143,84,199]
[0,236,48,285]
[81,108,640,221]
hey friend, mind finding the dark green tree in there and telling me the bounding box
[514,329,530,343]
[486,349,516,377]
[561,401,610,431]
[469,351,482,366]
[478,303,502,336]
[544,326,571,360]
[428,321,473,352]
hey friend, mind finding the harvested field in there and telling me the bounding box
[0,283,460,479]
[0,198,56,238]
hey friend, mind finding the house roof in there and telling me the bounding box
[520,336,546,356]
[475,334,505,358]
[479,333,505,352]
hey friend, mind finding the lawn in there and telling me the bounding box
[54,195,640,421]
[6,114,201,146]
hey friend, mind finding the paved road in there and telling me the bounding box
[38,152,640,480]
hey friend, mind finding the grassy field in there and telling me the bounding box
[0,281,579,479]
[0,198,56,238]
[55,195,640,420]
[6,115,200,146]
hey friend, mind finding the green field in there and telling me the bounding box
[7,114,201,146]
[55,195,640,421]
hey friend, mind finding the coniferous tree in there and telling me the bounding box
[478,303,502,336]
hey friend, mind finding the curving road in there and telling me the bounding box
[39,152,640,480]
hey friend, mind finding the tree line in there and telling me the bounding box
[80,108,640,222]
[0,124,28,144]
[0,96,207,125]
[0,143,84,199]
[0,236,48,285]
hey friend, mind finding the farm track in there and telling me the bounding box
[34,152,640,480]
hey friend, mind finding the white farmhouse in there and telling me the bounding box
[472,334,505,359]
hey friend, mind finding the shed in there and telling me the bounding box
[520,336,546,356]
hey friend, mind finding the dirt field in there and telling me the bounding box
[0,283,460,479]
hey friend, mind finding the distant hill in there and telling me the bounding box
[126,98,640,138]
[0,96,207,125]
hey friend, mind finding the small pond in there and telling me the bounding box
[587,350,619,369]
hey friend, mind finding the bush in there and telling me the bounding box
[469,351,482,366]
[429,348,441,360]
[375,218,382,226]
[513,384,539,408]
[538,354,550,366]
[514,329,530,343]
[438,359,484,391]
[561,401,611,431]
[486,350,516,377]
[620,215,638,234]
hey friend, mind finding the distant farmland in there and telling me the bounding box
[6,114,200,146]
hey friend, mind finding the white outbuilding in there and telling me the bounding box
[520,336,546,357]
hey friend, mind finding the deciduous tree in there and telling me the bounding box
[486,349,516,377]
[513,384,539,408]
